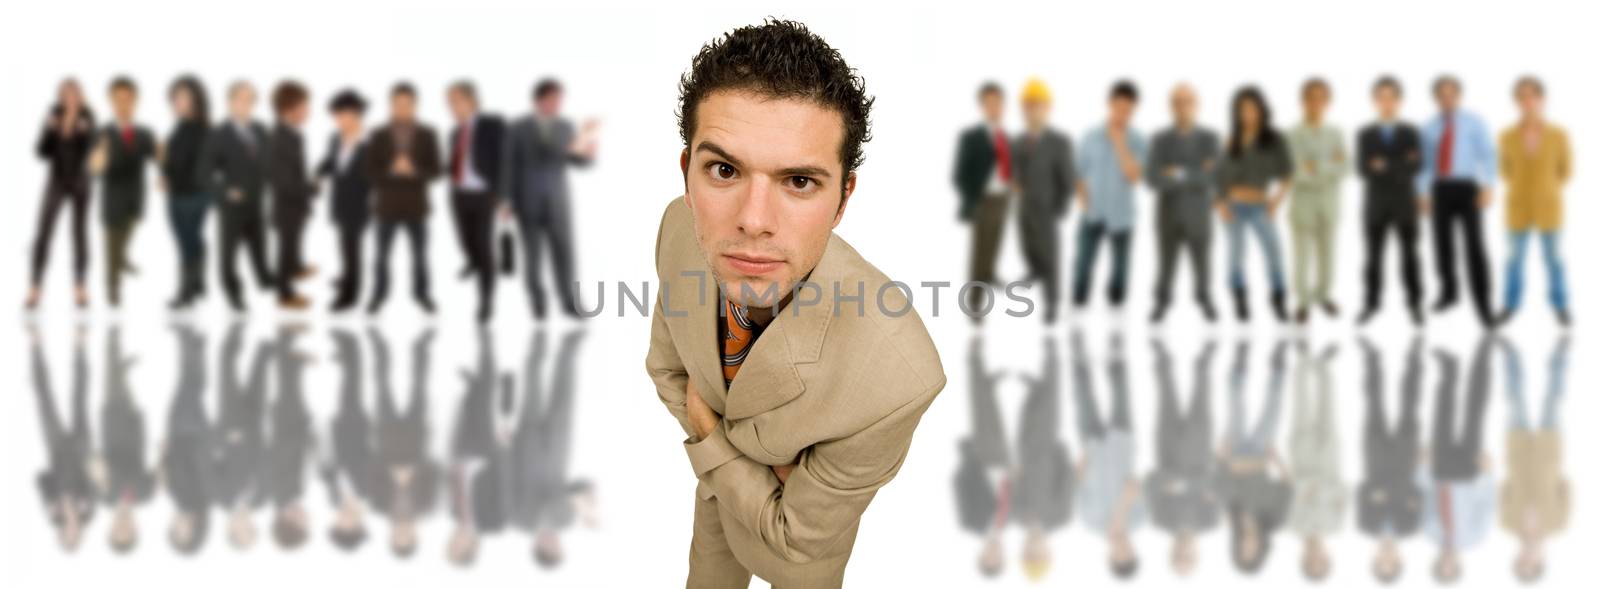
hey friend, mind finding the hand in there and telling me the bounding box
[1214,201,1234,223]
[1267,197,1282,217]
[158,176,169,194]
[392,155,415,177]
[498,203,513,222]
[1417,197,1431,216]
[685,378,720,441]
[228,188,244,202]
[1163,165,1179,178]
[772,463,796,484]
[1369,157,1387,172]
[1476,189,1492,210]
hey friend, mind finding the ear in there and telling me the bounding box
[679,148,693,209]
[832,172,857,228]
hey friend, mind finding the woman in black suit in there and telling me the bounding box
[317,90,372,312]
[27,79,96,310]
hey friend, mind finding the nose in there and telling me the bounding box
[735,176,779,239]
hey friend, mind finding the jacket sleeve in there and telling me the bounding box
[417,129,443,182]
[644,205,695,437]
[36,122,56,161]
[683,382,941,564]
[500,126,520,211]
[363,133,388,185]
[1054,136,1075,216]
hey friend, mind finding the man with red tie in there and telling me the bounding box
[953,82,1015,319]
[90,76,158,308]
[445,81,507,322]
[1418,75,1498,328]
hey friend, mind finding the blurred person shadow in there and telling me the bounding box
[512,327,595,570]
[161,321,213,556]
[1145,338,1220,578]
[28,324,94,553]
[1071,329,1141,581]
[952,334,1011,579]
[1287,341,1342,582]
[211,321,273,552]
[1500,335,1571,584]
[1421,336,1495,585]
[265,323,315,551]
[1013,337,1073,582]
[101,326,155,555]
[446,325,510,567]
[1356,337,1425,584]
[369,326,440,559]
[1217,339,1291,576]
[320,328,375,553]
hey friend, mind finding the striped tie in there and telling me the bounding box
[722,298,756,386]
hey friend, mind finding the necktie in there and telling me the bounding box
[452,124,470,184]
[722,298,756,386]
[120,126,133,147]
[1436,114,1455,177]
[1439,486,1455,548]
[993,130,1012,183]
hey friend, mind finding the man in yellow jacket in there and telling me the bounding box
[1497,76,1572,327]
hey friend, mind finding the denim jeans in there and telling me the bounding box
[167,193,211,266]
[1225,203,1286,292]
[1502,230,1568,313]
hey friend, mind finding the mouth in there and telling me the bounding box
[722,252,784,275]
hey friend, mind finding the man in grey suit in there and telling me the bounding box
[1012,79,1076,324]
[1146,83,1222,324]
[501,78,598,319]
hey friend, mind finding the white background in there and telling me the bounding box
[1,0,1592,587]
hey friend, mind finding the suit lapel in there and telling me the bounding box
[663,235,728,411]
[721,235,841,420]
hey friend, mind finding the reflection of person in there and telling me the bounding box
[503,78,597,319]
[94,76,160,308]
[513,329,595,569]
[1357,337,1424,584]
[1499,336,1569,584]
[162,323,212,555]
[201,81,276,312]
[447,327,507,567]
[27,79,95,310]
[1147,84,1221,323]
[1217,340,1291,574]
[1072,82,1146,310]
[953,337,1011,578]
[1419,76,1497,327]
[269,81,318,309]
[322,328,373,552]
[317,91,372,312]
[1287,343,1343,581]
[1015,337,1073,581]
[645,21,945,588]
[1216,87,1293,323]
[266,325,315,550]
[1496,76,1572,328]
[370,328,440,558]
[29,326,94,552]
[364,83,443,315]
[1011,80,1076,323]
[213,321,272,551]
[161,76,214,310]
[446,81,508,322]
[1355,77,1427,326]
[1072,331,1142,580]
[952,82,1012,317]
[1145,339,1219,577]
[99,327,154,554]
[1286,79,1348,324]
[1420,338,1496,585]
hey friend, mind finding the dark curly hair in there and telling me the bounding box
[677,18,874,182]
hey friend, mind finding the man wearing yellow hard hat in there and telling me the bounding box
[1011,78,1077,324]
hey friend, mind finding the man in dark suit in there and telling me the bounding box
[1012,80,1076,323]
[952,82,1012,317]
[364,82,442,315]
[446,81,508,322]
[317,91,372,312]
[202,81,277,312]
[1356,76,1427,326]
[1357,338,1423,584]
[501,78,598,319]
[269,81,318,310]
[93,76,158,308]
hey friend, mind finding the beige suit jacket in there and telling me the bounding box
[645,196,946,585]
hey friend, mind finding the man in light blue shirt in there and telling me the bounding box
[1072,81,1148,309]
[1418,75,1497,327]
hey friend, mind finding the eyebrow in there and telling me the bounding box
[695,140,834,179]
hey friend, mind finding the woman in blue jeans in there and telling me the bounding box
[1215,86,1293,322]
[161,76,214,309]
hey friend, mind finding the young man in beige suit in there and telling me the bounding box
[645,20,947,589]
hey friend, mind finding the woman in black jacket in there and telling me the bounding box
[162,75,213,309]
[26,79,96,310]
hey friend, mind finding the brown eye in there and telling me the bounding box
[790,177,810,189]
[712,162,736,180]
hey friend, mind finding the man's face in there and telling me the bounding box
[537,91,562,117]
[1515,85,1544,118]
[681,90,853,308]
[1304,86,1330,120]
[391,94,417,123]
[1171,86,1197,125]
[979,91,1003,123]
[1109,96,1135,126]
[1435,83,1461,111]
[1374,87,1401,119]
[1022,99,1049,127]
[448,90,475,122]
[284,102,310,127]
[110,88,136,120]
[230,87,256,120]
[334,110,364,136]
